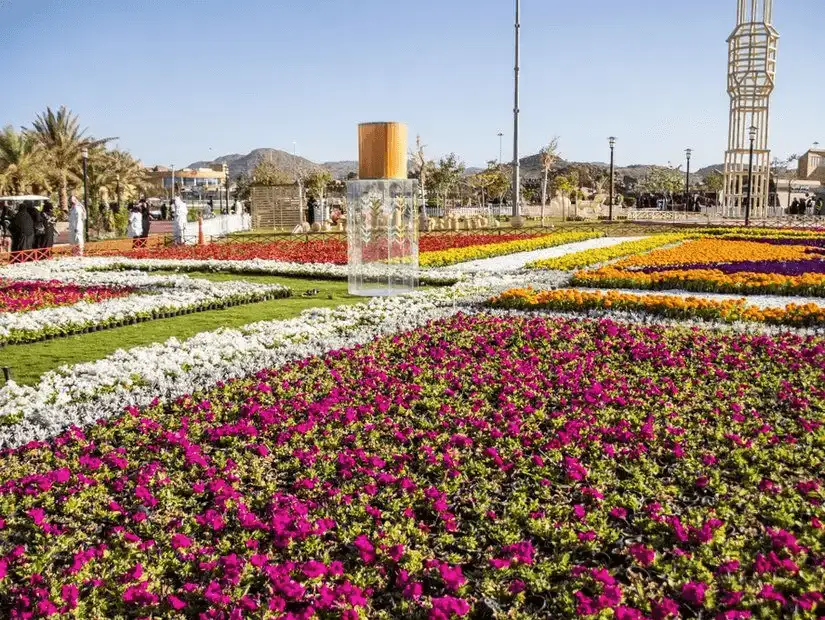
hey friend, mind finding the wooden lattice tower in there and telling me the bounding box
[722,0,779,219]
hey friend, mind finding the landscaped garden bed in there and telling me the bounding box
[489,287,825,327]
[0,279,133,313]
[1,313,824,618]
[0,265,291,347]
[572,237,825,296]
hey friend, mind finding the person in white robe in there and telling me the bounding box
[68,195,86,255]
[172,195,188,244]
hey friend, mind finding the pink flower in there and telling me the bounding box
[650,597,679,619]
[439,564,466,592]
[508,579,525,594]
[681,581,707,606]
[167,594,187,610]
[171,533,192,550]
[353,535,376,563]
[302,560,326,579]
[629,543,655,567]
[610,507,628,519]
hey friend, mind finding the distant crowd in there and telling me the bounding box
[0,200,57,254]
[789,195,824,216]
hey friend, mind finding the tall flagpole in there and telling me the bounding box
[511,0,521,225]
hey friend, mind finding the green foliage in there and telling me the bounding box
[251,159,293,186]
[429,153,466,208]
[305,169,333,201]
[703,170,724,193]
[0,125,48,195]
[636,166,685,194]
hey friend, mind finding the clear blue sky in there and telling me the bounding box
[0,0,821,169]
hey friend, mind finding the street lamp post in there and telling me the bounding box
[116,174,121,210]
[224,164,230,213]
[684,148,692,213]
[608,137,616,222]
[745,125,757,227]
[511,0,521,225]
[170,165,175,201]
[82,148,89,240]
[497,132,503,166]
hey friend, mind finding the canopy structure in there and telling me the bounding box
[0,196,50,202]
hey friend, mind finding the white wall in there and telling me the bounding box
[183,213,251,244]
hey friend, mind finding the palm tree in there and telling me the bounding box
[27,106,114,211]
[0,125,48,195]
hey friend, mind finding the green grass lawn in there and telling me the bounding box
[0,274,362,386]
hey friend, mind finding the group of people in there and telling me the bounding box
[789,195,825,216]
[0,200,57,255]
[126,198,152,247]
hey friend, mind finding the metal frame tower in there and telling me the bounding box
[722,0,779,219]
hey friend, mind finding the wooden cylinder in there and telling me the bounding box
[358,122,408,180]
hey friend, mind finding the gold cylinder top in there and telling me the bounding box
[358,122,408,180]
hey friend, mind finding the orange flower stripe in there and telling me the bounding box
[614,239,810,269]
[487,288,825,327]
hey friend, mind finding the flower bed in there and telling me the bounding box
[526,234,692,271]
[0,269,291,347]
[574,238,825,297]
[0,279,133,313]
[489,287,825,327]
[419,231,604,268]
[100,234,552,266]
[1,313,824,618]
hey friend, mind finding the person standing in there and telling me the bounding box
[37,201,56,251]
[172,194,188,244]
[140,197,151,247]
[10,201,35,257]
[68,195,87,256]
[127,203,142,247]
[29,202,45,254]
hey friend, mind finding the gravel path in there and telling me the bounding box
[453,237,646,272]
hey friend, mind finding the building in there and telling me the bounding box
[144,164,228,198]
[797,148,825,184]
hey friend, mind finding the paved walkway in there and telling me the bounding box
[454,236,644,272]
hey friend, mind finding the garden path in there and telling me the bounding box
[452,236,646,272]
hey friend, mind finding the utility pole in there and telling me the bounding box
[511,0,522,226]
[746,125,757,226]
[608,137,616,222]
[685,148,692,213]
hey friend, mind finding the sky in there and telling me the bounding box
[0,0,821,169]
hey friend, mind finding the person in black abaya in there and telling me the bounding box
[36,201,56,249]
[10,201,35,253]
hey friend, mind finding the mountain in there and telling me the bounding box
[320,160,358,179]
[189,148,727,184]
[189,149,325,180]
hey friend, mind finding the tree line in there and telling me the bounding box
[0,107,149,232]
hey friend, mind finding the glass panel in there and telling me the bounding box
[346,179,418,296]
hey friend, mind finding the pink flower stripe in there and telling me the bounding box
[0,279,133,313]
[0,314,823,617]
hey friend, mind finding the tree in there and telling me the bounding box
[482,161,511,205]
[703,170,724,193]
[410,136,430,209]
[0,125,48,195]
[636,167,685,195]
[251,159,293,186]
[539,137,560,223]
[305,170,333,221]
[551,175,575,221]
[28,106,114,211]
[429,153,465,215]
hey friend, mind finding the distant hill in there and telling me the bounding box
[190,148,727,184]
[320,160,358,179]
[189,149,325,181]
